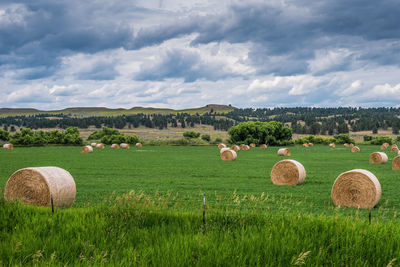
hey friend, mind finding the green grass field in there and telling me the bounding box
[1,145,400,266]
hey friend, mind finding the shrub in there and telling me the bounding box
[201,134,211,142]
[295,135,334,145]
[0,129,10,141]
[397,136,400,143]
[371,136,392,145]
[89,126,139,145]
[363,135,373,142]
[332,134,355,144]
[183,131,201,139]
[10,127,82,146]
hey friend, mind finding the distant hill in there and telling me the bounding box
[0,104,236,117]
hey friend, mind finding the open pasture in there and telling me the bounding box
[1,145,400,218]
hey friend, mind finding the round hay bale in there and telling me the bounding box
[392,144,398,149]
[120,143,130,149]
[329,143,336,148]
[380,144,387,150]
[3,144,13,150]
[136,143,143,147]
[351,146,360,153]
[349,143,354,147]
[369,152,388,164]
[218,143,226,150]
[331,169,381,208]
[239,144,246,150]
[383,142,390,148]
[250,143,256,148]
[220,147,230,154]
[231,145,240,152]
[4,167,76,208]
[241,145,250,151]
[302,143,309,147]
[344,143,349,147]
[90,143,97,147]
[392,156,400,170]
[260,144,267,149]
[220,149,237,161]
[391,146,399,153]
[111,144,120,149]
[277,148,291,156]
[270,160,306,185]
[308,143,313,146]
[81,145,93,153]
[96,143,105,149]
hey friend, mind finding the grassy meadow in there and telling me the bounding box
[1,145,400,265]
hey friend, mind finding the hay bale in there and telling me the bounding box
[241,145,250,150]
[220,147,230,154]
[231,145,240,152]
[391,145,399,153]
[380,144,387,150]
[344,143,349,147]
[218,143,226,150]
[220,149,237,161]
[331,169,381,208]
[81,145,93,153]
[96,143,105,149]
[4,167,76,208]
[369,152,388,164]
[111,144,120,149]
[302,143,309,147]
[351,146,360,153]
[349,143,354,147]
[308,143,313,146]
[270,160,306,185]
[392,144,398,149]
[239,144,246,150]
[383,142,390,148]
[3,144,13,150]
[260,144,267,149]
[392,156,400,170]
[277,148,291,156]
[250,143,256,148]
[329,143,336,148]
[136,143,143,147]
[120,143,130,149]
[90,143,97,147]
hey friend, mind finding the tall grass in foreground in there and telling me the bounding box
[1,195,400,266]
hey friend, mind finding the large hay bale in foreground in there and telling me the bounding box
[329,143,335,148]
[90,143,97,147]
[331,169,381,208]
[111,144,120,149]
[351,146,360,153]
[260,144,267,149]
[81,145,93,153]
[4,167,76,208]
[231,145,240,152]
[392,156,400,170]
[277,148,291,156]
[220,149,237,161]
[250,143,256,148]
[220,147,230,154]
[369,152,388,164]
[218,143,226,150]
[120,143,130,149]
[136,143,143,147]
[302,143,309,147]
[96,143,105,149]
[3,144,13,150]
[270,160,306,185]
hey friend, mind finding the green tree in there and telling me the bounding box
[183,131,200,139]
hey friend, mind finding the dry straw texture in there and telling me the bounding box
[277,148,291,156]
[120,143,130,149]
[3,144,13,150]
[111,144,120,149]
[302,143,309,147]
[81,145,93,153]
[381,144,387,150]
[220,149,237,161]
[220,148,230,154]
[231,145,240,152]
[383,142,390,148]
[260,144,267,149]
[136,143,143,147]
[391,145,399,153]
[241,145,250,150]
[250,143,256,148]
[369,152,388,164]
[392,156,400,170]
[90,143,97,147]
[351,146,360,153]
[329,143,336,148]
[270,160,306,185]
[4,167,76,208]
[96,143,105,149]
[218,143,226,150]
[344,143,350,147]
[349,143,354,147]
[308,143,313,146]
[331,169,381,208]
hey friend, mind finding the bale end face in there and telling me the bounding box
[270,160,306,185]
[391,147,399,153]
[231,145,240,152]
[351,146,360,153]
[369,152,388,164]
[331,169,381,209]
[136,143,143,147]
[277,148,291,156]
[260,144,267,149]
[81,145,93,153]
[3,144,13,150]
[220,149,237,161]
[329,143,336,148]
[392,156,400,170]
[250,143,256,148]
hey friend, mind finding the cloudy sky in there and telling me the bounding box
[1,0,400,109]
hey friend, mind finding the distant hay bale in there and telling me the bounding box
[90,143,97,147]
[344,143,349,147]
[81,145,93,153]
[4,167,76,208]
[308,143,313,146]
[391,145,399,153]
[111,144,120,149]
[241,145,250,150]
[136,143,143,147]
[120,143,130,149]
[369,152,388,164]
[331,169,381,208]
[270,160,306,185]
[3,144,13,150]
[302,143,309,147]
[329,143,336,148]
[277,148,291,156]
[383,142,390,148]
[250,143,256,148]
[239,144,246,150]
[231,145,240,152]
[96,143,105,149]
[392,156,400,170]
[380,144,387,150]
[349,143,354,147]
[220,149,237,161]
[220,147,230,154]
[351,146,360,153]
[392,144,398,149]
[218,143,226,150]
[260,144,267,149]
